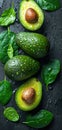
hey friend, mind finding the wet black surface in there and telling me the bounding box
[0,0,62,130]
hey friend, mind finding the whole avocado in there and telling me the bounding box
[4,55,40,81]
[16,32,50,59]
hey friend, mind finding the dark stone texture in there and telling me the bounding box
[0,0,62,130]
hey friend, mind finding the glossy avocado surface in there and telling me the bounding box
[16,32,50,58]
[4,55,40,81]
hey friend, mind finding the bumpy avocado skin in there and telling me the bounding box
[4,55,40,81]
[19,0,44,31]
[15,78,42,111]
[16,32,50,58]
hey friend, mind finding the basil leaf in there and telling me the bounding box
[0,5,16,26]
[23,109,53,128]
[0,80,12,105]
[0,30,18,64]
[3,107,19,122]
[36,0,61,11]
[42,59,60,88]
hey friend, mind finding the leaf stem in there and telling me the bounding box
[4,75,6,81]
[12,1,14,8]
[8,27,10,33]
[46,84,48,91]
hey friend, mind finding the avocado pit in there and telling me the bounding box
[22,87,35,104]
[25,8,38,23]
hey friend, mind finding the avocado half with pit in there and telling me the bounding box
[15,78,42,111]
[19,0,44,31]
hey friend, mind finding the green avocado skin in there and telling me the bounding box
[16,32,50,58]
[4,55,40,81]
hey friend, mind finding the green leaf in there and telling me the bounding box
[7,44,13,59]
[0,30,18,64]
[3,107,19,122]
[36,0,61,11]
[23,109,53,128]
[0,80,12,105]
[0,5,16,26]
[42,59,60,88]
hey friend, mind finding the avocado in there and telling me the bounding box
[4,55,40,81]
[16,32,50,59]
[19,0,44,31]
[15,78,42,111]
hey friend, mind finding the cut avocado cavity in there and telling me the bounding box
[19,0,44,31]
[15,78,42,111]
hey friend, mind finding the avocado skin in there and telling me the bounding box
[4,55,40,81]
[15,78,42,111]
[16,32,50,58]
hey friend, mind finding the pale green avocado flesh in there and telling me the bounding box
[19,0,44,31]
[15,78,42,111]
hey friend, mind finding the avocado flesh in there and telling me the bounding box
[15,78,42,111]
[16,32,50,58]
[19,0,44,31]
[4,55,40,81]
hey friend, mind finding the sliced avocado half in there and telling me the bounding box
[19,0,44,31]
[15,78,42,111]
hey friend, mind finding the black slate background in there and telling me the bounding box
[0,0,62,130]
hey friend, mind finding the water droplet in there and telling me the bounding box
[16,72,19,75]
[54,100,57,105]
[16,18,19,22]
[13,88,17,94]
[49,86,53,90]
[48,67,52,71]
[48,98,52,104]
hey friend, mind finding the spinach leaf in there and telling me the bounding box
[23,109,53,128]
[0,5,16,26]
[42,59,60,88]
[0,80,12,105]
[4,107,19,122]
[0,30,18,64]
[36,0,61,11]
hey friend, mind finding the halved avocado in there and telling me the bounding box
[19,0,44,31]
[15,78,42,111]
